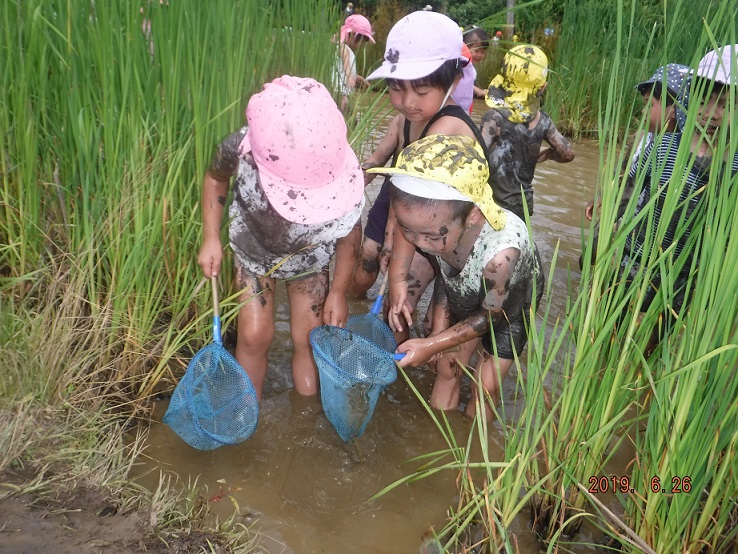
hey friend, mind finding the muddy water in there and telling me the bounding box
[141,98,610,553]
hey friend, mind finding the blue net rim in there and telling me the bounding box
[310,325,398,386]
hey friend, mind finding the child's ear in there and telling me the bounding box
[466,206,485,226]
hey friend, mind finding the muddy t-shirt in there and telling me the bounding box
[208,127,364,279]
[434,211,541,357]
[480,109,556,219]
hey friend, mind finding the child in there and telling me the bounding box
[481,44,575,221]
[368,134,542,420]
[197,76,364,401]
[620,45,737,347]
[333,14,375,113]
[580,64,691,269]
[349,10,486,303]
[463,26,490,99]
[584,63,691,223]
[451,43,477,113]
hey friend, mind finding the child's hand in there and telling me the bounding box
[197,238,223,278]
[388,280,413,333]
[584,200,602,221]
[395,338,437,368]
[323,291,349,327]
[537,147,552,163]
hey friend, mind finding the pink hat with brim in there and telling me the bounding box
[239,76,363,225]
[341,14,376,44]
[367,11,463,81]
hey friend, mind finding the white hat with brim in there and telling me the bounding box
[367,11,463,82]
[694,44,738,86]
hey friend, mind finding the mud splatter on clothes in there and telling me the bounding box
[433,211,543,358]
[210,127,364,279]
[480,109,557,219]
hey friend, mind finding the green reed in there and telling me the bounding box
[0,0,386,399]
[530,0,738,550]
[546,0,717,137]
[377,0,738,551]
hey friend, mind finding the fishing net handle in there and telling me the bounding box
[211,276,222,345]
[370,271,389,315]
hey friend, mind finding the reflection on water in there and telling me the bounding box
[141,97,607,553]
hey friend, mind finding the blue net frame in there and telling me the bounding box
[310,325,397,442]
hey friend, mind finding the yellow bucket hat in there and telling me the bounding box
[367,134,506,230]
[485,44,548,123]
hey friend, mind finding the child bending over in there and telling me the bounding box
[370,134,543,420]
[197,76,364,401]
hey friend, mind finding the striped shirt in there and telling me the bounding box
[626,132,738,271]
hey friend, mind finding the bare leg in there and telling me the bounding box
[349,237,382,297]
[235,269,276,402]
[286,270,329,396]
[430,338,480,411]
[465,351,514,421]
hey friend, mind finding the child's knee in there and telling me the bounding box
[238,320,273,352]
[435,356,463,381]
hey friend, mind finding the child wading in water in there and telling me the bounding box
[618,45,737,351]
[481,44,575,221]
[197,76,364,401]
[369,134,542,420]
[332,14,375,113]
[463,26,490,99]
[350,10,489,311]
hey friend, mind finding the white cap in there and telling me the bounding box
[695,44,738,86]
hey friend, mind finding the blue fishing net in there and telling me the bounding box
[310,325,397,442]
[163,343,259,451]
[345,312,397,352]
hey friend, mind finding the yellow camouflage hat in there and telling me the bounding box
[367,134,506,230]
[485,44,548,123]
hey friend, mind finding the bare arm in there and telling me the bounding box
[362,115,403,185]
[197,132,243,277]
[539,123,575,163]
[396,248,520,367]
[387,221,416,332]
[339,43,356,89]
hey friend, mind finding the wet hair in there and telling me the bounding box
[389,184,474,222]
[463,27,489,48]
[386,59,465,92]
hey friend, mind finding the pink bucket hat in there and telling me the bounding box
[367,11,463,81]
[341,14,375,44]
[239,76,363,225]
[695,44,738,86]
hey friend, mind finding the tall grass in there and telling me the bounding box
[0,0,384,399]
[374,0,737,551]
[546,0,721,137]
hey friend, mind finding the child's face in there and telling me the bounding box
[468,43,487,65]
[698,89,728,139]
[641,88,673,133]
[388,80,450,123]
[394,201,466,256]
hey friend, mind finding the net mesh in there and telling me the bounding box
[310,324,397,442]
[345,313,397,352]
[163,343,259,450]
